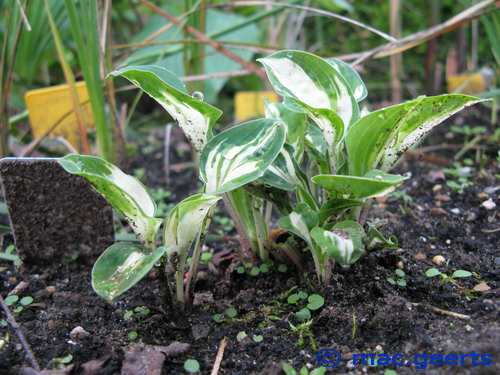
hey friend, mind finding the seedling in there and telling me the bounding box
[425,268,473,283]
[237,259,276,276]
[287,291,325,322]
[52,354,73,370]
[213,308,238,323]
[387,269,407,287]
[127,331,138,340]
[58,49,486,311]
[4,295,33,314]
[282,363,326,375]
[184,359,200,373]
[123,306,151,321]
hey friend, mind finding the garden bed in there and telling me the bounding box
[1,116,498,375]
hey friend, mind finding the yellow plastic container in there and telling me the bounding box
[25,82,94,150]
[235,91,279,122]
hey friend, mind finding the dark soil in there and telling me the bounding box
[1,117,498,375]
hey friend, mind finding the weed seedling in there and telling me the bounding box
[425,268,473,283]
[4,295,33,314]
[213,308,238,323]
[282,363,326,375]
[387,269,407,287]
[184,359,200,373]
[287,291,325,322]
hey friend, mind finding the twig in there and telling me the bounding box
[482,228,500,233]
[210,1,397,43]
[0,294,40,370]
[343,0,496,62]
[210,337,228,375]
[411,302,471,320]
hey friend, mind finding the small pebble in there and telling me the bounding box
[45,286,56,293]
[445,239,451,245]
[432,184,443,192]
[473,283,491,292]
[477,193,489,199]
[69,326,89,341]
[433,255,446,265]
[415,253,427,260]
[395,248,404,253]
[450,208,461,215]
[396,261,404,270]
[465,325,474,332]
[481,199,496,210]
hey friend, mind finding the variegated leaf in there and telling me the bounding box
[365,223,398,251]
[346,94,487,176]
[264,100,308,161]
[317,198,368,224]
[305,125,327,162]
[258,50,359,128]
[278,203,318,247]
[312,170,409,198]
[326,58,367,102]
[199,118,286,194]
[163,193,221,266]
[259,144,311,192]
[311,221,365,266]
[108,65,222,153]
[59,154,162,246]
[92,242,170,301]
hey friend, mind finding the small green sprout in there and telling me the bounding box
[184,359,200,373]
[213,308,238,322]
[287,291,324,322]
[127,331,138,340]
[425,268,473,283]
[4,295,33,314]
[236,331,248,342]
[282,363,326,375]
[387,269,407,287]
[52,354,73,370]
[252,334,264,342]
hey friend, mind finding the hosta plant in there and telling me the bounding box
[59,50,485,309]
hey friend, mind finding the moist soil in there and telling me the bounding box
[0,120,498,375]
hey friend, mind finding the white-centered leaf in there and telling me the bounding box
[258,50,359,147]
[199,118,286,194]
[163,193,221,267]
[59,154,162,246]
[312,170,410,198]
[259,144,310,191]
[278,203,318,247]
[346,94,487,176]
[264,100,308,162]
[92,242,170,301]
[326,58,367,102]
[108,65,222,153]
[311,221,365,266]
